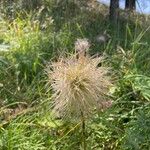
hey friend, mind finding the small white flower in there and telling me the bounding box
[0,83,3,87]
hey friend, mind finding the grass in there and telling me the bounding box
[0,1,150,149]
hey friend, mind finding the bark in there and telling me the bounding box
[125,0,136,10]
[109,0,119,22]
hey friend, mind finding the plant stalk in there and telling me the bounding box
[81,111,86,150]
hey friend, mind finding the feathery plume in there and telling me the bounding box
[75,38,90,57]
[46,39,111,120]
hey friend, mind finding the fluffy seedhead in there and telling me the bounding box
[46,39,111,120]
[75,38,90,57]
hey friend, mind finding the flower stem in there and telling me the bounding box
[81,111,86,150]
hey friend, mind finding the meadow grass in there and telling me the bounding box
[0,1,150,149]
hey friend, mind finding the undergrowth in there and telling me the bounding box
[0,1,150,149]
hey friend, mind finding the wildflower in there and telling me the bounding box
[96,31,111,43]
[75,38,90,57]
[0,83,3,87]
[46,40,111,120]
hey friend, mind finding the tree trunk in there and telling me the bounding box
[125,0,136,11]
[109,0,119,22]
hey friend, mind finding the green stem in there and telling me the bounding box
[81,111,86,150]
